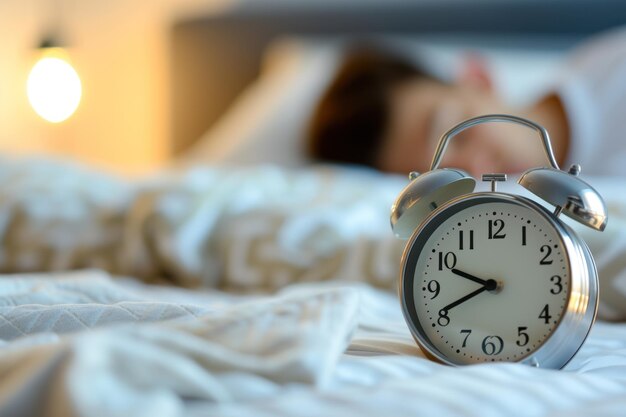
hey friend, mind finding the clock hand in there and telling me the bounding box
[440,285,490,314]
[451,268,498,290]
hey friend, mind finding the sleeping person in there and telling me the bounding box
[308,28,626,178]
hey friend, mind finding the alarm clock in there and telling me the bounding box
[390,114,607,369]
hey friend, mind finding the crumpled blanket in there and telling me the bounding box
[1,272,626,417]
[0,272,358,417]
[0,157,624,318]
[0,158,403,290]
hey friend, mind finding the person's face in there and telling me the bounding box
[376,78,541,177]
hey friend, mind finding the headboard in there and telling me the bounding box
[169,0,626,155]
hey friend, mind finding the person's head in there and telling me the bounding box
[308,47,538,176]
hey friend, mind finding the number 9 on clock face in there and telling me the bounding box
[400,194,588,366]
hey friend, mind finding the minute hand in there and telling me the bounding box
[441,286,489,314]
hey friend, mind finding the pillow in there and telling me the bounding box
[180,39,342,168]
[180,36,566,168]
[378,35,565,105]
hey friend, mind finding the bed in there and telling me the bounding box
[2,1,626,416]
[0,157,625,416]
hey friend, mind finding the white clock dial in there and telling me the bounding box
[404,198,570,364]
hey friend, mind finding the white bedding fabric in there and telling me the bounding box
[0,159,625,416]
[1,272,626,417]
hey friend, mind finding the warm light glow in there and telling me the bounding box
[27,48,82,123]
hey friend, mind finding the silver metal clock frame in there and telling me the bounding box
[430,114,560,171]
[399,192,598,369]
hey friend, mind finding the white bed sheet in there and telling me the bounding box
[1,271,626,417]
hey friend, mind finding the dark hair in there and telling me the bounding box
[307,47,429,167]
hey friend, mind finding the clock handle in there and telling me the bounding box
[429,114,560,171]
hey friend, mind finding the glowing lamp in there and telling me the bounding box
[27,47,81,123]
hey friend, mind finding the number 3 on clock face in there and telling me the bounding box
[400,194,591,366]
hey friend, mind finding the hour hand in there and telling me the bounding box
[451,268,496,290]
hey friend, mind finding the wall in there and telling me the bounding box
[0,0,228,176]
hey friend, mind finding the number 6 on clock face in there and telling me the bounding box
[400,193,598,368]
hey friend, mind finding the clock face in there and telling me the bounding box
[402,196,571,365]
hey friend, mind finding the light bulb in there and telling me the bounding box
[27,48,82,123]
